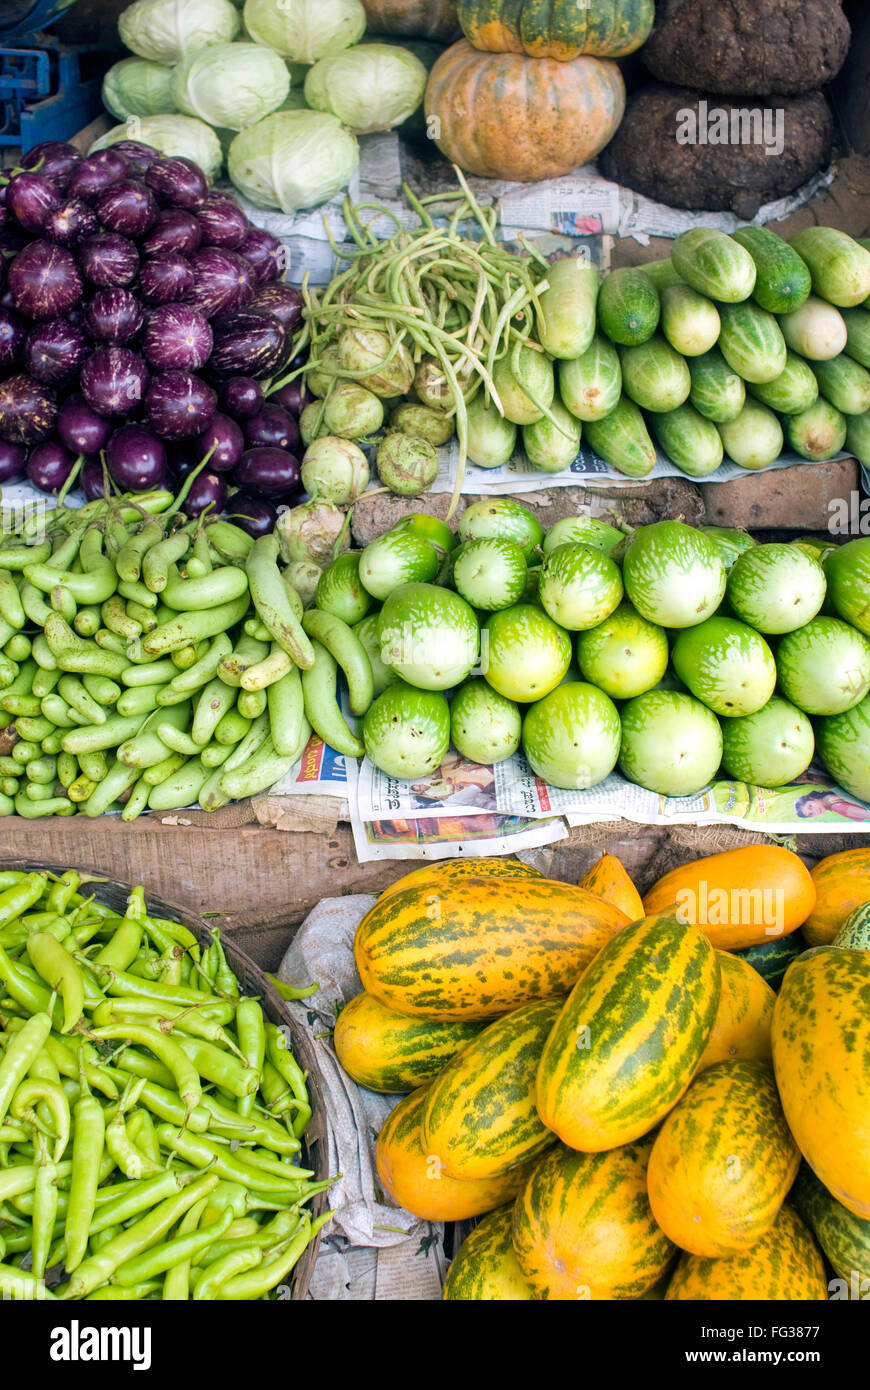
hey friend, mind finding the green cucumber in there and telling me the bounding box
[845,411,870,467]
[536,257,599,360]
[842,307,870,370]
[718,301,787,384]
[731,226,812,315]
[788,227,870,309]
[649,403,724,478]
[641,258,684,292]
[584,395,657,478]
[671,228,757,303]
[619,336,692,413]
[688,348,746,423]
[747,353,819,415]
[660,284,721,357]
[522,400,582,473]
[717,400,784,470]
[558,334,622,422]
[812,354,870,416]
[785,398,848,462]
[597,268,660,346]
[779,296,848,361]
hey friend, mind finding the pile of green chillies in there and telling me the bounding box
[0,484,357,818]
[284,169,551,520]
[0,867,331,1301]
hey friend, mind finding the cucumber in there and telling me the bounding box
[648,402,724,479]
[788,228,870,309]
[619,336,692,413]
[671,228,757,303]
[785,398,848,462]
[812,354,870,416]
[845,411,870,467]
[747,353,819,415]
[688,348,746,423]
[492,346,554,426]
[583,395,657,478]
[597,268,660,346]
[841,307,870,371]
[522,399,582,474]
[660,284,721,357]
[536,257,599,360]
[779,295,848,361]
[558,334,622,422]
[465,395,517,468]
[718,301,787,384]
[642,258,684,292]
[717,400,784,470]
[731,226,812,315]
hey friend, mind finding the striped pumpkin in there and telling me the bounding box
[696,950,775,1071]
[647,1060,800,1259]
[793,1165,870,1286]
[376,856,542,905]
[642,845,816,951]
[579,852,644,922]
[333,992,483,1094]
[424,41,626,183]
[511,1137,677,1300]
[772,946,870,1220]
[442,1205,537,1300]
[355,876,629,1022]
[376,1088,532,1222]
[664,1205,828,1301]
[803,848,870,947]
[832,901,870,951]
[536,911,721,1152]
[458,0,654,59]
[732,932,806,991]
[422,998,562,1179]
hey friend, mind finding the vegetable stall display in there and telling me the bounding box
[0,867,329,1300]
[332,850,870,1300]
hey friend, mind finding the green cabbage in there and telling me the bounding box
[228,109,359,214]
[303,43,427,134]
[90,115,223,181]
[102,57,176,121]
[242,0,366,63]
[118,0,240,65]
[171,42,290,131]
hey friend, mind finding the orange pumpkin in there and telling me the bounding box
[803,848,870,947]
[424,40,625,182]
[361,0,460,41]
[643,845,816,951]
[579,852,644,922]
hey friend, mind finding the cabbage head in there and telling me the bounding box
[118,0,240,65]
[242,0,366,63]
[91,115,223,181]
[304,43,427,134]
[102,57,176,121]
[228,110,359,214]
[171,43,290,131]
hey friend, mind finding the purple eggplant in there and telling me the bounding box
[26,440,78,494]
[142,303,212,371]
[145,370,216,441]
[78,233,140,287]
[6,172,60,234]
[178,468,227,517]
[21,141,82,187]
[0,307,26,369]
[83,288,145,345]
[24,318,89,386]
[249,283,303,334]
[194,412,244,474]
[66,150,129,204]
[223,490,278,538]
[57,396,112,456]
[7,240,83,320]
[197,194,248,250]
[269,378,312,417]
[106,422,169,491]
[238,228,285,284]
[108,141,159,177]
[209,310,285,379]
[81,455,107,500]
[221,376,263,421]
[234,446,301,499]
[44,198,99,248]
[0,439,27,484]
[144,157,208,211]
[95,180,158,238]
[243,404,299,454]
[142,209,202,258]
[0,374,57,445]
[80,346,149,417]
[188,248,255,318]
[139,253,195,305]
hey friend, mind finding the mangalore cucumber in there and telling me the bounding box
[558,334,622,421]
[688,348,746,422]
[718,302,787,384]
[671,229,757,304]
[747,353,819,415]
[717,400,784,470]
[811,354,870,416]
[660,284,721,357]
[597,268,660,346]
[649,403,724,478]
[731,226,812,315]
[619,336,692,413]
[584,395,657,478]
[785,398,848,461]
[788,228,870,309]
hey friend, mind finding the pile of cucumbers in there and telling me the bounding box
[349,224,870,481]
